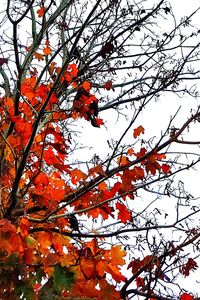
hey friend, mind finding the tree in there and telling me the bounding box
[1,0,200,298]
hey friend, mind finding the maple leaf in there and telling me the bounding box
[21,76,37,101]
[128,258,142,274]
[34,52,44,61]
[145,161,161,175]
[103,80,113,90]
[116,202,132,223]
[89,165,106,177]
[43,47,51,55]
[18,217,30,237]
[92,117,104,127]
[136,276,145,287]
[99,279,121,299]
[68,63,79,77]
[181,258,198,277]
[133,125,145,138]
[37,6,45,17]
[117,155,130,166]
[98,181,108,191]
[96,260,107,277]
[81,258,95,279]
[109,245,126,265]
[33,172,49,186]
[100,41,114,58]
[127,148,134,156]
[180,293,194,300]
[106,264,126,282]
[162,163,171,174]
[82,81,91,92]
[0,57,8,66]
[71,168,87,184]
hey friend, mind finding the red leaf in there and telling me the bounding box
[162,163,171,174]
[82,81,91,92]
[136,277,145,287]
[100,41,114,58]
[116,202,132,223]
[103,80,113,91]
[0,58,8,66]
[181,258,198,277]
[37,6,45,17]
[33,172,49,186]
[133,125,145,138]
[180,293,194,300]
[93,118,104,127]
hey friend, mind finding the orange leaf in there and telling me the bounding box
[117,155,130,166]
[71,168,87,184]
[43,46,51,56]
[34,52,44,61]
[116,202,132,223]
[109,245,126,265]
[106,264,126,282]
[82,81,91,91]
[33,172,49,186]
[133,125,145,138]
[81,258,95,278]
[98,182,108,191]
[127,148,134,156]
[18,217,30,237]
[89,165,106,177]
[37,6,45,17]
[96,260,107,277]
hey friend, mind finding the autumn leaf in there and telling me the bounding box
[0,57,8,66]
[18,217,30,237]
[43,46,52,56]
[33,172,49,186]
[100,41,114,58]
[116,202,132,223]
[133,125,145,138]
[96,260,107,277]
[128,258,142,274]
[136,276,145,287]
[98,181,108,191]
[109,245,126,265]
[180,293,194,300]
[162,163,171,174]
[106,264,126,282]
[127,148,134,156]
[103,80,113,90]
[68,63,79,77]
[99,280,121,299]
[71,168,87,184]
[25,235,38,248]
[37,6,45,17]
[82,81,91,91]
[34,52,44,61]
[89,165,106,177]
[81,258,95,279]
[92,118,104,127]
[117,155,130,166]
[181,258,198,277]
